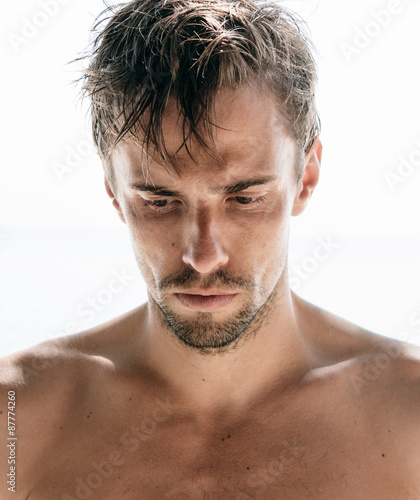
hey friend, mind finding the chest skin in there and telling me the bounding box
[22,368,412,500]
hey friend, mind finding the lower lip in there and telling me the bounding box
[175,293,238,311]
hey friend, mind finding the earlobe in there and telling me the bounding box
[104,176,126,224]
[292,138,322,217]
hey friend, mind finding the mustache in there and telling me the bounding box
[158,268,254,292]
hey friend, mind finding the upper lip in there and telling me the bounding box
[175,288,238,296]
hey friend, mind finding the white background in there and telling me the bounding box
[1,0,420,356]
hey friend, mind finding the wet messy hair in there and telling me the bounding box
[76,0,320,184]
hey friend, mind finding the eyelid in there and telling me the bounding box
[139,190,269,201]
[231,190,268,197]
[140,193,177,199]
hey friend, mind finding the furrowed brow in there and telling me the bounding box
[129,183,182,197]
[129,176,277,197]
[212,176,277,194]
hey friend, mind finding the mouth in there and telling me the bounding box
[174,291,238,311]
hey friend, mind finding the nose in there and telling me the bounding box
[182,204,229,274]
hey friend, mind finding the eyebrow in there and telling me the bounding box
[129,176,277,196]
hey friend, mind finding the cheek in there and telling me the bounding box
[233,197,290,255]
[246,198,292,272]
[122,201,192,293]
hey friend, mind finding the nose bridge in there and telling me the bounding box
[182,201,229,273]
[189,201,221,253]
[194,202,214,239]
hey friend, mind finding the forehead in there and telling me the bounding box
[111,85,296,187]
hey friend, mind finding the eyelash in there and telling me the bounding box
[143,195,267,211]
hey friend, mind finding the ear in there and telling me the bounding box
[104,176,126,224]
[292,138,322,217]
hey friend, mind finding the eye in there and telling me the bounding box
[232,195,267,206]
[143,198,178,211]
[147,199,169,207]
[235,196,256,204]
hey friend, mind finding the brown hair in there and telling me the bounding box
[76,0,321,182]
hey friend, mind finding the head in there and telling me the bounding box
[78,0,322,354]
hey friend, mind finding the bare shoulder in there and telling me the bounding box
[0,304,142,416]
[0,307,143,497]
[293,291,420,412]
[0,333,101,431]
[350,338,420,488]
[0,332,100,394]
[294,293,420,482]
[0,336,87,497]
[0,304,143,398]
[292,291,420,375]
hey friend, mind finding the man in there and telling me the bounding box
[1,0,420,498]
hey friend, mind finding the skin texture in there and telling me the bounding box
[1,85,420,500]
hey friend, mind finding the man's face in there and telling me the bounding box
[109,86,303,354]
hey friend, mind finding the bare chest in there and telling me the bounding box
[26,398,408,500]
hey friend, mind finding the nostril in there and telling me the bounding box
[182,239,229,274]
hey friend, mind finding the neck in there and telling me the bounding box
[135,285,314,415]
